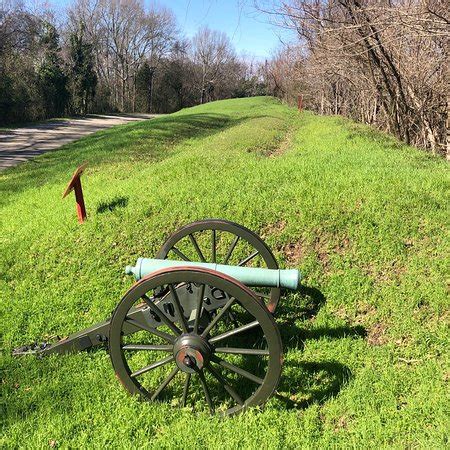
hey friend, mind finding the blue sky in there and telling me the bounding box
[161,0,292,59]
[43,0,293,59]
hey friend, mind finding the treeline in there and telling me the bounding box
[262,0,448,156]
[0,0,266,125]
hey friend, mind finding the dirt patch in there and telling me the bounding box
[313,236,331,271]
[354,303,377,324]
[334,416,349,431]
[335,303,377,324]
[393,335,414,348]
[363,260,407,284]
[282,235,340,270]
[285,235,332,268]
[283,241,304,264]
[367,322,388,346]
[279,231,350,271]
[267,129,294,157]
[334,237,350,255]
[260,220,287,239]
[313,233,350,271]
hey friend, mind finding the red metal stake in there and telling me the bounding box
[62,163,88,223]
[73,177,87,223]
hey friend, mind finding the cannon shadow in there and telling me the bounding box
[2,284,364,422]
[123,282,361,411]
[232,284,364,410]
[271,284,365,410]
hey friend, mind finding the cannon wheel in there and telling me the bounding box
[109,267,282,416]
[156,219,281,313]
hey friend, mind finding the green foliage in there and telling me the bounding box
[1,97,448,448]
[68,24,97,115]
[0,56,43,125]
[233,75,267,98]
[135,62,153,113]
[37,22,69,118]
[0,17,71,125]
[0,70,14,123]
[157,60,191,112]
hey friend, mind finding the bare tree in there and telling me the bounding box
[68,0,177,112]
[191,26,236,104]
[259,0,449,155]
[142,4,177,112]
[2,0,262,122]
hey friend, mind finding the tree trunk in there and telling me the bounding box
[200,69,207,104]
[148,68,155,113]
[447,95,450,160]
[132,76,136,112]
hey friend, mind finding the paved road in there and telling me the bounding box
[0,113,157,170]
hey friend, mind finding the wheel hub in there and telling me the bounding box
[173,334,211,373]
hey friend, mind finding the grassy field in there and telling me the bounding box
[1,97,448,448]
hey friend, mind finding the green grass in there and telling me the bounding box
[1,97,448,448]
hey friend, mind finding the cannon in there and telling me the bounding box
[14,219,302,416]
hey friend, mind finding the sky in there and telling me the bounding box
[35,0,293,59]
[161,0,293,60]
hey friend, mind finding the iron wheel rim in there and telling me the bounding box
[109,267,282,416]
[155,219,281,312]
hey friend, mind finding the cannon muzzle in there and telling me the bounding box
[125,258,301,290]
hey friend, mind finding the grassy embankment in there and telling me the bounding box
[1,97,448,448]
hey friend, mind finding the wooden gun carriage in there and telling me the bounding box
[14,220,302,416]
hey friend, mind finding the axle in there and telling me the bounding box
[125,258,301,290]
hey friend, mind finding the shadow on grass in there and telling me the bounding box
[274,360,352,410]
[271,284,365,410]
[272,321,363,410]
[229,283,364,411]
[345,121,405,151]
[204,283,364,411]
[2,283,363,419]
[96,196,129,213]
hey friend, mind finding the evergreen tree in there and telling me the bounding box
[135,62,152,113]
[0,69,14,124]
[68,23,97,115]
[38,21,69,118]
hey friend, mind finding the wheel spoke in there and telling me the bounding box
[151,366,179,401]
[211,356,264,385]
[227,309,240,328]
[171,247,191,261]
[122,344,173,351]
[214,347,269,356]
[168,284,188,333]
[238,250,259,266]
[181,373,191,407]
[193,284,205,334]
[198,370,214,414]
[130,355,174,378]
[211,230,216,263]
[207,364,243,406]
[209,320,260,344]
[125,318,175,344]
[223,235,240,265]
[201,295,235,338]
[142,294,182,336]
[189,234,206,262]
